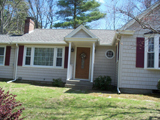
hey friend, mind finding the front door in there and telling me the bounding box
[75,47,90,79]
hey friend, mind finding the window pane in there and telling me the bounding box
[57,48,62,57]
[147,53,154,68]
[25,57,31,65]
[56,58,62,66]
[34,48,54,66]
[25,47,31,65]
[0,47,4,55]
[148,38,154,52]
[0,56,4,64]
[56,48,63,67]
[26,48,31,56]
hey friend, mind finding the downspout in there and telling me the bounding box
[7,44,18,83]
[116,32,121,94]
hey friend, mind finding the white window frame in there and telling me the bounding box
[105,49,115,59]
[23,45,65,69]
[0,45,6,66]
[144,34,160,70]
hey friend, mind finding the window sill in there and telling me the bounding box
[144,68,160,70]
[22,65,64,69]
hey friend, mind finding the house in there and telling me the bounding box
[0,2,160,93]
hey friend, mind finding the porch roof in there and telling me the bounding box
[0,29,116,45]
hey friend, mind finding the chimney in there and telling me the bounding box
[24,17,34,34]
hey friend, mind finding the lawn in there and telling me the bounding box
[0,81,160,120]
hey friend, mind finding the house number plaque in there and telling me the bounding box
[80,52,86,69]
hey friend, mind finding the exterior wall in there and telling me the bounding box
[0,45,15,79]
[93,46,116,85]
[119,34,160,90]
[72,30,91,38]
[17,67,67,82]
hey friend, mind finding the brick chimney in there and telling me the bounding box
[24,17,34,34]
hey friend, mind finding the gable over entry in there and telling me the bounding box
[64,25,98,82]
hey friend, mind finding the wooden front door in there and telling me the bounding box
[75,47,90,79]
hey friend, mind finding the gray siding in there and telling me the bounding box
[72,30,91,38]
[94,46,116,85]
[119,35,160,90]
[0,45,15,79]
[17,67,67,82]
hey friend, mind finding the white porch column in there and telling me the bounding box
[67,42,72,80]
[91,42,95,82]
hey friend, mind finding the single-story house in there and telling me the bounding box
[0,2,160,93]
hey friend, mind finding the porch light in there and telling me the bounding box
[71,48,74,52]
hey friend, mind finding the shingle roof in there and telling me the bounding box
[0,29,116,45]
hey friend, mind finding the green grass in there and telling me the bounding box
[1,81,160,120]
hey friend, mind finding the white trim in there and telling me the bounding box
[105,49,115,59]
[73,46,92,81]
[23,45,65,68]
[0,45,6,66]
[91,43,95,82]
[65,25,97,38]
[11,41,67,44]
[67,42,72,80]
[65,37,98,42]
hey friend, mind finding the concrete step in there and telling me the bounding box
[65,80,93,90]
[66,80,93,86]
[65,84,93,90]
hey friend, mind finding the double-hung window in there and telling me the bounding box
[147,37,154,68]
[23,46,64,68]
[145,34,160,69]
[0,47,5,65]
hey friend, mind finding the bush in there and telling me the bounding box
[157,79,160,91]
[93,76,112,90]
[0,87,25,120]
[52,78,65,87]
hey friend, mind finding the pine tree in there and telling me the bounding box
[54,0,105,29]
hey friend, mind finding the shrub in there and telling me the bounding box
[0,87,25,120]
[157,79,160,91]
[52,78,65,87]
[93,76,112,90]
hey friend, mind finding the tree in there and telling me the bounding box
[27,0,57,29]
[0,0,28,34]
[117,0,160,33]
[54,0,106,29]
[0,87,25,119]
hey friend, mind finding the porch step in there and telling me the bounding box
[65,80,93,90]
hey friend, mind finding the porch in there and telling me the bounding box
[65,25,98,84]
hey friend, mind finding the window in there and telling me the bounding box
[25,47,31,65]
[105,50,115,59]
[24,46,64,68]
[145,35,160,69]
[147,37,154,68]
[56,48,62,67]
[34,48,54,66]
[0,47,5,65]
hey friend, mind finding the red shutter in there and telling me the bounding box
[18,46,24,66]
[5,46,11,66]
[136,37,144,68]
[64,47,69,68]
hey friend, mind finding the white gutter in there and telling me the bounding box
[7,44,18,83]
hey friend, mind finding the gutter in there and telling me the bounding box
[7,44,19,83]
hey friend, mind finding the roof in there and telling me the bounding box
[0,29,116,45]
[144,30,160,34]
[120,1,160,30]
